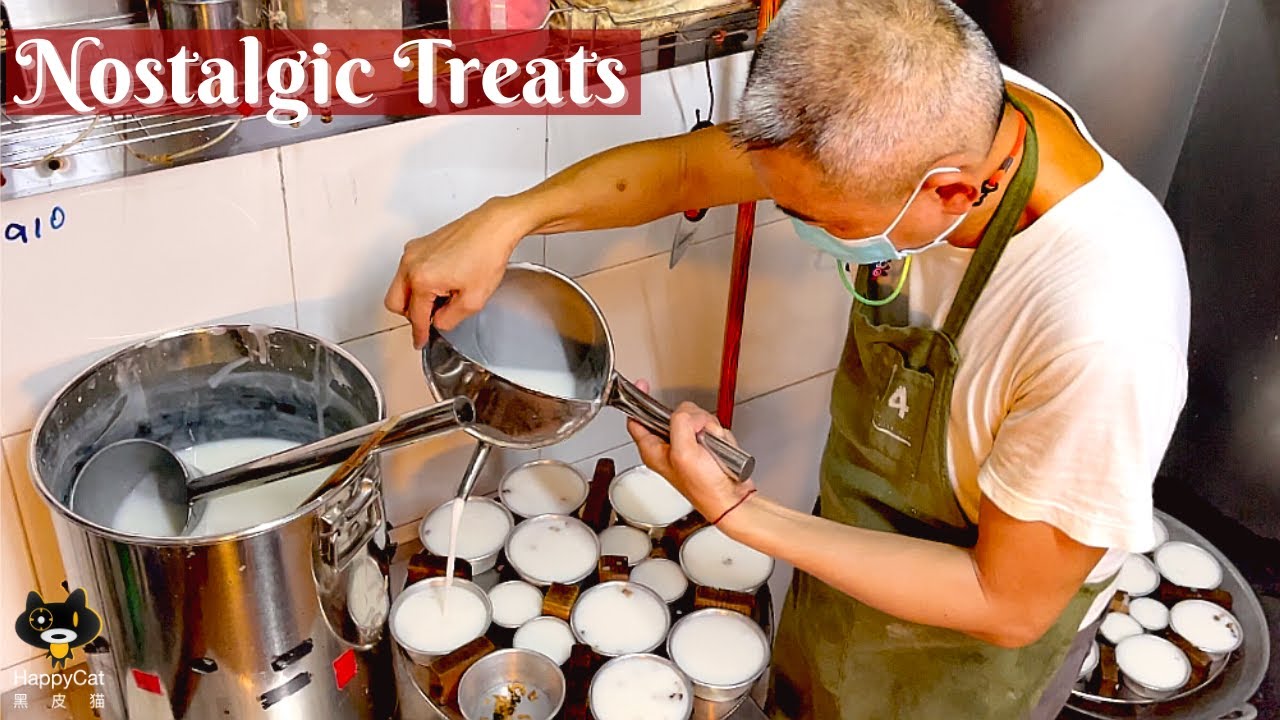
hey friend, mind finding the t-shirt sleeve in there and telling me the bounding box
[977,340,1187,551]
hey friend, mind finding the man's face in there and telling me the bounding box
[750,146,971,250]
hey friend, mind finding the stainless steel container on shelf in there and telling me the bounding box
[28,325,396,720]
[152,0,241,30]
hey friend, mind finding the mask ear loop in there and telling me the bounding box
[837,256,912,306]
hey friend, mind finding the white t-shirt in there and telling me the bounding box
[907,68,1190,624]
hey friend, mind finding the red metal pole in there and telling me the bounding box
[716,203,756,427]
[715,0,777,429]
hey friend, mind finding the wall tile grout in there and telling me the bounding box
[736,368,836,406]
[276,148,301,330]
[569,215,787,281]
[339,322,410,346]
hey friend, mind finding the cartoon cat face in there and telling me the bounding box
[14,589,102,668]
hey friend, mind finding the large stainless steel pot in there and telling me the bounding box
[29,325,397,720]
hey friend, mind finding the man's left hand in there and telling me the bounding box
[626,380,756,521]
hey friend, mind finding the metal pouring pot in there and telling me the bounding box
[422,262,755,500]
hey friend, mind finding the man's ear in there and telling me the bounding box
[25,591,45,611]
[927,171,981,215]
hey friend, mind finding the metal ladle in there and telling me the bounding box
[70,397,475,536]
[424,262,755,501]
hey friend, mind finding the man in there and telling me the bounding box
[384,0,1190,716]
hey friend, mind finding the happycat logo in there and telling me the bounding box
[14,589,102,669]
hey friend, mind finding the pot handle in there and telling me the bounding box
[320,475,383,569]
[609,374,755,482]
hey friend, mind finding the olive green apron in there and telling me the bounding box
[768,97,1108,720]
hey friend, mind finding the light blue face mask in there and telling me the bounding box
[790,166,969,267]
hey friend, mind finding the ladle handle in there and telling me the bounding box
[610,376,755,482]
[187,397,475,499]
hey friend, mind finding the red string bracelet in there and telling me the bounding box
[712,489,757,526]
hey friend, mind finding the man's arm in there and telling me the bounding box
[521,126,768,234]
[722,494,1105,648]
[628,402,1108,649]
[386,126,766,342]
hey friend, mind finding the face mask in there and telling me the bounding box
[790,166,969,266]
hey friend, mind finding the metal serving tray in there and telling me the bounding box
[1064,511,1268,720]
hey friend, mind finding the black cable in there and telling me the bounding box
[704,41,715,120]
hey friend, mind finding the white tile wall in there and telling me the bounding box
[544,53,783,278]
[282,114,547,344]
[0,150,296,436]
[731,372,833,605]
[734,221,851,402]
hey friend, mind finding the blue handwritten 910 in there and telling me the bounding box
[6,206,67,244]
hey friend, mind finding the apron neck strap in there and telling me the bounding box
[940,94,1040,340]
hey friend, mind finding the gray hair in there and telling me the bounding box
[729,0,1005,198]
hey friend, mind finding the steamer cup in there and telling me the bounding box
[1115,634,1192,700]
[1117,553,1160,597]
[680,526,774,593]
[419,497,514,574]
[1154,541,1224,590]
[570,581,671,657]
[504,514,600,587]
[666,608,770,703]
[457,648,566,720]
[487,580,544,630]
[588,653,694,720]
[608,465,695,538]
[1169,599,1244,674]
[390,577,493,665]
[513,616,576,666]
[499,459,590,519]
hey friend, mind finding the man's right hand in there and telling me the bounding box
[384,195,536,348]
